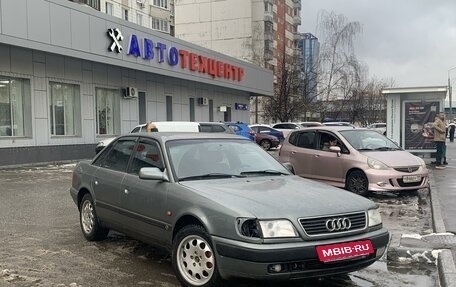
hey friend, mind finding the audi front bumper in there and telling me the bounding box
[213,228,389,281]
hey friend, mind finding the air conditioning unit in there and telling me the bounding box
[197,97,209,106]
[123,87,138,99]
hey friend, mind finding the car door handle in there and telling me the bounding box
[291,151,297,154]
[124,188,129,195]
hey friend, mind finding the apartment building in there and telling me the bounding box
[71,0,175,35]
[174,0,302,123]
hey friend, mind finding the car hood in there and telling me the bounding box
[362,150,421,167]
[179,176,376,219]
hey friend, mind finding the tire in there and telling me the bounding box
[79,193,109,241]
[346,170,369,196]
[172,225,222,287]
[259,139,272,151]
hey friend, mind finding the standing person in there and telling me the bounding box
[448,119,456,143]
[433,112,447,169]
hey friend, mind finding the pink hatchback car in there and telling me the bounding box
[278,127,429,196]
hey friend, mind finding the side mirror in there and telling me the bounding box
[329,146,341,156]
[139,167,169,181]
[282,162,295,174]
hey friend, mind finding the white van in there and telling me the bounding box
[95,121,200,153]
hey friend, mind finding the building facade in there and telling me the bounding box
[173,0,302,123]
[297,33,320,102]
[0,0,272,166]
[70,0,175,35]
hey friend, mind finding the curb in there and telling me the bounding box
[429,169,456,287]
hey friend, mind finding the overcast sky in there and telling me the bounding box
[300,0,456,88]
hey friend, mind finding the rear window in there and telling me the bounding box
[289,132,316,149]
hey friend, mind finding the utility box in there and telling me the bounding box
[382,86,447,154]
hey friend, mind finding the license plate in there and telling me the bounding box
[402,175,421,183]
[316,240,374,262]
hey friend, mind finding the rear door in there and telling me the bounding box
[286,131,317,178]
[92,137,137,225]
[120,138,170,244]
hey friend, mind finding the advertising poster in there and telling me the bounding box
[404,102,439,150]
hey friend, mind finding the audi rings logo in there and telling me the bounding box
[325,217,352,232]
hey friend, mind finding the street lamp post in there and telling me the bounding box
[447,66,456,119]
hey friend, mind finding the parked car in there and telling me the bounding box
[271,122,302,137]
[367,123,387,136]
[255,133,280,150]
[70,132,389,286]
[225,122,255,141]
[199,122,234,134]
[297,121,323,128]
[322,122,356,128]
[249,124,285,141]
[278,127,429,196]
[96,121,205,154]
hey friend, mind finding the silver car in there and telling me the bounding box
[70,133,389,286]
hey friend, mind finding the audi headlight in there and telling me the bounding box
[368,209,382,227]
[367,158,389,170]
[259,220,298,238]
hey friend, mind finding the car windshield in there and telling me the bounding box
[339,130,400,151]
[167,139,290,181]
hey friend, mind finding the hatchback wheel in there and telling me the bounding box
[346,170,369,196]
[172,225,222,287]
[259,139,272,150]
[79,194,109,241]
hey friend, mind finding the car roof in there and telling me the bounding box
[121,132,247,143]
[296,126,358,132]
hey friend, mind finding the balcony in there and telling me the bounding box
[264,33,274,41]
[293,15,301,25]
[264,11,273,23]
[293,0,301,10]
[264,48,274,61]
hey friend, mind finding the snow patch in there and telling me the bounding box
[402,233,422,239]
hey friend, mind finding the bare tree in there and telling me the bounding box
[263,51,304,122]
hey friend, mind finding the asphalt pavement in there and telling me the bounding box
[429,140,456,286]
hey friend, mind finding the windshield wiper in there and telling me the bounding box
[374,147,399,151]
[240,170,289,176]
[358,148,374,151]
[179,173,245,181]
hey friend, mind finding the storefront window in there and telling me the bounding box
[50,82,80,136]
[0,77,31,137]
[96,88,120,135]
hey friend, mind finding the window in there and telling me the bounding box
[105,2,113,15]
[0,77,31,137]
[137,13,143,25]
[151,17,169,32]
[129,139,164,175]
[289,132,316,149]
[96,88,120,135]
[153,0,168,9]
[50,82,80,136]
[123,9,128,21]
[101,139,136,172]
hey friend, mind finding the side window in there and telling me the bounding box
[229,125,240,132]
[129,139,164,175]
[251,126,259,133]
[101,139,136,172]
[296,132,316,149]
[212,125,226,132]
[200,125,212,132]
[319,133,339,151]
[131,127,140,133]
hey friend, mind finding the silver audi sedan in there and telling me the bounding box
[70,133,389,287]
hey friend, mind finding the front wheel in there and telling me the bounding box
[172,225,222,287]
[79,194,109,241]
[346,170,369,196]
[259,139,272,150]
